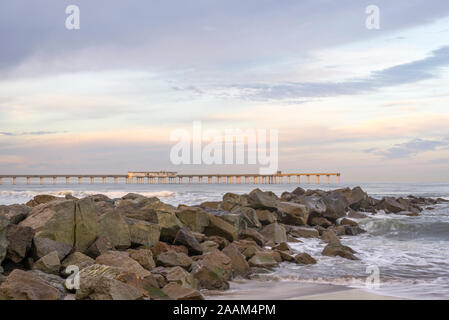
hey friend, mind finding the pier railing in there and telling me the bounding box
[0,173,340,185]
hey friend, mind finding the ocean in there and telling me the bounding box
[1,182,448,299]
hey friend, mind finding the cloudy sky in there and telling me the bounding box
[1,0,449,182]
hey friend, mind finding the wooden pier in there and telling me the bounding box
[0,171,340,185]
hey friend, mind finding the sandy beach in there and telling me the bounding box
[206,280,405,300]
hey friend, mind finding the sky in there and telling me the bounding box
[1,0,449,182]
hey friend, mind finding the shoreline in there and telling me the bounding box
[206,279,405,300]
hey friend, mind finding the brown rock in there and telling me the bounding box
[204,214,238,242]
[96,251,152,278]
[259,223,287,244]
[85,236,113,259]
[33,251,61,275]
[294,253,317,265]
[173,227,203,255]
[205,236,229,250]
[239,229,266,247]
[32,237,73,261]
[272,242,292,252]
[166,266,198,290]
[340,218,358,227]
[162,282,204,300]
[61,252,94,273]
[5,224,35,263]
[125,218,161,248]
[0,269,61,300]
[321,230,341,245]
[255,209,277,225]
[191,249,232,290]
[222,244,250,277]
[248,189,279,209]
[201,240,219,253]
[98,211,131,249]
[308,216,333,227]
[277,201,310,225]
[175,206,210,233]
[322,243,358,260]
[0,204,31,224]
[248,252,278,268]
[287,226,320,238]
[127,249,155,271]
[156,251,192,269]
[26,195,60,208]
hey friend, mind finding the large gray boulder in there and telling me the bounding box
[231,206,262,229]
[277,201,310,225]
[259,223,287,244]
[175,206,210,233]
[321,193,349,221]
[6,225,35,263]
[125,218,160,248]
[248,189,279,210]
[98,211,131,249]
[0,215,9,266]
[0,204,31,224]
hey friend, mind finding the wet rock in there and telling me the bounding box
[347,209,369,219]
[376,197,407,213]
[344,226,366,236]
[98,211,131,249]
[0,204,31,224]
[156,251,193,269]
[239,228,266,247]
[173,227,203,255]
[272,242,292,252]
[322,243,358,260]
[33,251,61,275]
[294,253,317,265]
[248,252,278,268]
[127,249,155,271]
[125,218,160,248]
[222,244,250,277]
[204,214,238,242]
[0,269,61,300]
[85,236,113,259]
[175,206,210,233]
[277,201,310,225]
[320,230,341,245]
[276,250,295,262]
[259,223,287,244]
[32,237,73,261]
[162,282,204,300]
[5,225,34,263]
[340,218,358,227]
[292,196,327,215]
[96,251,152,278]
[287,235,302,243]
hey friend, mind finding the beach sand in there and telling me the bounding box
[206,280,405,300]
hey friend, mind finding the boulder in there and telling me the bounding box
[5,225,35,263]
[321,193,349,221]
[231,206,262,229]
[201,241,219,253]
[20,200,75,247]
[340,218,358,227]
[96,251,152,278]
[277,201,310,225]
[294,253,317,265]
[308,215,333,227]
[191,249,232,290]
[80,276,143,300]
[127,249,155,271]
[376,197,407,213]
[320,230,341,245]
[332,187,368,207]
[206,236,230,249]
[125,218,160,248]
[0,269,61,300]
[162,282,203,300]
[199,201,221,210]
[219,213,246,233]
[248,252,278,268]
[287,226,320,238]
[98,211,131,249]
[26,195,60,208]
[272,242,292,252]
[259,223,287,244]
[322,243,358,260]
[175,206,210,233]
[344,226,366,236]
[292,196,327,215]
[156,211,183,242]
[73,198,99,252]
[347,209,369,219]
[248,189,279,209]
[156,251,192,269]
[255,209,277,225]
[33,251,61,275]
[75,264,123,299]
[221,193,250,211]
[204,214,238,241]
[0,204,31,224]
[85,236,113,259]
[0,215,9,266]
[61,252,95,272]
[222,244,250,277]
[239,229,266,247]
[166,266,198,290]
[277,250,294,262]
[32,237,73,261]
[173,228,203,255]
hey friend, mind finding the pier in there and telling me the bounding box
[0,171,340,185]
